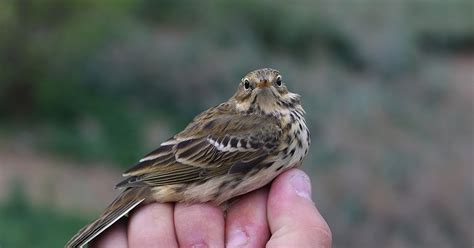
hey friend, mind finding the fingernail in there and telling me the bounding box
[226,229,249,248]
[290,172,312,201]
[191,243,208,248]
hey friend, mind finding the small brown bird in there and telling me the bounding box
[66,68,310,247]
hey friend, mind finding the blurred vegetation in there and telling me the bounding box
[0,181,86,247]
[0,0,473,247]
[2,0,471,165]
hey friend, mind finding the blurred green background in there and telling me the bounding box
[0,0,473,247]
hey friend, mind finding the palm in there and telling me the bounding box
[91,169,332,248]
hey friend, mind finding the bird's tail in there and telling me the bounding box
[65,187,150,248]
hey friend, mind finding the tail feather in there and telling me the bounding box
[66,188,149,248]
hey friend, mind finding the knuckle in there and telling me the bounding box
[307,223,332,247]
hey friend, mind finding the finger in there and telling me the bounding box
[267,169,332,248]
[89,218,127,248]
[226,187,271,248]
[128,203,178,248]
[174,203,225,247]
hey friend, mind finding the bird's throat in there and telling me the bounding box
[254,89,277,113]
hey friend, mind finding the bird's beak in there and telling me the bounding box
[256,80,271,89]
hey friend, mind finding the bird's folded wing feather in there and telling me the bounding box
[116,105,281,189]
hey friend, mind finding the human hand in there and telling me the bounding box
[91,168,332,247]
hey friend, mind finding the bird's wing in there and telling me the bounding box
[116,104,281,188]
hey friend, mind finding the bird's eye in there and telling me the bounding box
[276,76,282,87]
[243,79,251,90]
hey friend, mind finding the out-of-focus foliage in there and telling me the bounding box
[0,0,473,247]
[0,181,86,247]
[1,0,472,164]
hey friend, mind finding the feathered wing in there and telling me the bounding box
[66,104,282,247]
[118,104,282,188]
[65,187,149,248]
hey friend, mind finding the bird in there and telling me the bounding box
[66,68,311,247]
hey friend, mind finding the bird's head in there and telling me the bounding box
[232,68,300,114]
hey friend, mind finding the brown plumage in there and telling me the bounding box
[66,68,310,247]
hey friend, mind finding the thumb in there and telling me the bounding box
[266,169,332,248]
